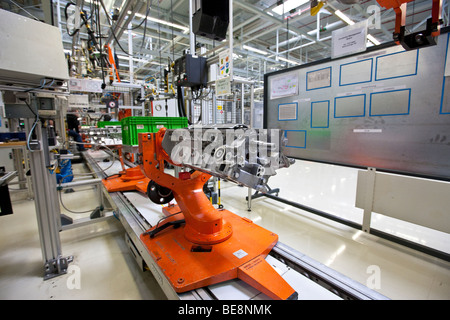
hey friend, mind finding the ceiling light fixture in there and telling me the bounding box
[278,56,300,65]
[243,45,269,55]
[134,13,189,32]
[272,0,309,15]
[334,10,355,25]
[367,34,381,45]
[117,55,165,65]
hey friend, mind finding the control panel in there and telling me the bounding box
[173,54,207,89]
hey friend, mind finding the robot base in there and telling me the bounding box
[140,206,298,300]
[102,167,149,194]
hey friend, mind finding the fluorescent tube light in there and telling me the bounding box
[278,56,300,65]
[367,34,380,45]
[117,55,165,65]
[243,45,268,55]
[272,0,309,15]
[134,13,189,32]
[334,10,355,25]
[117,55,148,63]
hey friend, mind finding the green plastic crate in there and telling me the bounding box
[97,121,121,128]
[121,116,189,146]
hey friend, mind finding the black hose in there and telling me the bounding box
[177,85,192,125]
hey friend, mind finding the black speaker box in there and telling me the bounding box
[192,0,229,41]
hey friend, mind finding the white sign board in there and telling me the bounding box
[68,94,89,108]
[216,76,231,96]
[278,103,297,120]
[270,72,299,100]
[307,67,331,90]
[332,20,368,59]
[219,50,231,79]
[69,78,103,93]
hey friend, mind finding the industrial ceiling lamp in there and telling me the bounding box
[272,0,310,15]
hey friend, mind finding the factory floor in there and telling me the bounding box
[0,159,449,300]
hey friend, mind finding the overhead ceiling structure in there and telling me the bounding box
[1,0,448,85]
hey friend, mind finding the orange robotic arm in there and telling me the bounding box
[105,44,121,83]
[136,127,298,300]
[376,0,442,49]
[139,128,232,244]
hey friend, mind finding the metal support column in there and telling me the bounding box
[128,23,134,83]
[361,167,377,233]
[25,116,73,280]
[189,0,195,55]
[247,187,252,211]
[250,83,254,128]
[212,92,217,124]
[12,148,26,189]
[241,83,244,124]
[229,0,233,81]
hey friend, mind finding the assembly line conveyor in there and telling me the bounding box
[82,149,388,300]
